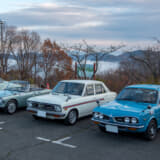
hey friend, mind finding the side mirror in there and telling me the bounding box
[96,100,100,107]
[66,95,72,102]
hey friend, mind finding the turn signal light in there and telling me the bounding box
[128,128,137,131]
[28,110,36,114]
[93,121,100,125]
[53,115,61,118]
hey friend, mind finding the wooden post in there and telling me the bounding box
[93,63,96,80]
[75,62,77,79]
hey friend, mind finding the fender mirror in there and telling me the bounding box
[96,100,100,107]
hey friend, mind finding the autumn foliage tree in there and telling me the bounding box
[40,39,73,87]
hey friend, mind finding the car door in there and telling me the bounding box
[154,90,160,126]
[78,84,97,117]
[95,83,114,105]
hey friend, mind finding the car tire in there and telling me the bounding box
[99,126,106,133]
[144,119,157,141]
[5,100,17,115]
[64,110,78,125]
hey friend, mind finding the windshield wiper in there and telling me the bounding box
[135,100,152,103]
[117,98,134,101]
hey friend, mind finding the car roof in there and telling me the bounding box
[126,84,160,90]
[61,80,103,84]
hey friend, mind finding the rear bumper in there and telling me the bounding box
[27,107,66,120]
[92,118,145,132]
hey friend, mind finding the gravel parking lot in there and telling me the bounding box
[0,110,160,160]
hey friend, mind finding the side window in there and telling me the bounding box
[95,84,106,94]
[84,84,94,96]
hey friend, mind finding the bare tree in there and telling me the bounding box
[130,45,160,83]
[66,40,123,79]
[91,45,124,79]
[10,30,41,80]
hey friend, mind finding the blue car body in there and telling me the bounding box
[92,84,160,134]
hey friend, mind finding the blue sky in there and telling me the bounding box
[0,0,160,47]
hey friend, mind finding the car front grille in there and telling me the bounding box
[103,115,110,120]
[32,102,55,111]
[115,117,124,122]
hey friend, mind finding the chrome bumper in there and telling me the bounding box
[27,107,65,117]
[92,118,144,129]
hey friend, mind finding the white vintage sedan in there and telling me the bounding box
[27,80,117,125]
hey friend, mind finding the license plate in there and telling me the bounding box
[37,111,46,118]
[105,125,118,133]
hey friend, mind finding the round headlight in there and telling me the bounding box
[27,101,32,107]
[124,117,130,123]
[54,105,62,112]
[99,113,104,119]
[131,117,137,124]
[94,112,99,118]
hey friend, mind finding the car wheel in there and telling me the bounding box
[64,110,78,125]
[6,100,17,114]
[145,119,157,140]
[99,126,106,133]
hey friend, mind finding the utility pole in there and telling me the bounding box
[0,20,4,75]
[0,20,4,52]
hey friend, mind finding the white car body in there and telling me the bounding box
[27,80,117,121]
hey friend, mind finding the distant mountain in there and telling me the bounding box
[6,50,143,63]
[101,50,143,62]
[69,50,143,62]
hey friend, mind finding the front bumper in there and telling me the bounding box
[0,102,6,108]
[27,107,66,120]
[92,118,145,132]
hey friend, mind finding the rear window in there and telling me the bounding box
[85,84,94,96]
[95,84,106,94]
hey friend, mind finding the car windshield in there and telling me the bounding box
[52,82,84,96]
[6,81,29,92]
[116,88,158,104]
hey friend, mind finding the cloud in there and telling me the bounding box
[0,0,160,47]
[17,21,104,31]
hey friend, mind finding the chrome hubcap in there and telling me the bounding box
[68,111,77,124]
[149,124,156,137]
[8,103,16,113]
[150,127,155,135]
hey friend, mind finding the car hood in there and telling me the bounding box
[0,90,19,98]
[28,93,80,105]
[94,100,155,117]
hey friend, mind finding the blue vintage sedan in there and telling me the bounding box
[92,84,160,140]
